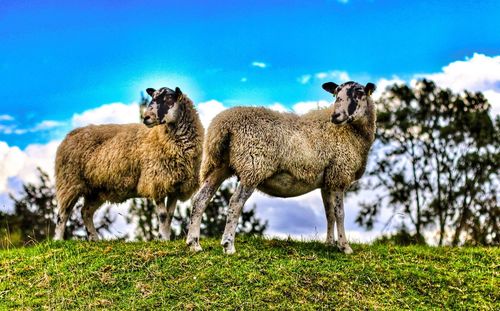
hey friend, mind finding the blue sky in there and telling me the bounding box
[1,0,499,147]
[1,0,499,241]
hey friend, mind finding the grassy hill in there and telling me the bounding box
[0,237,498,310]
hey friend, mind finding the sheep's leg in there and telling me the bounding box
[186,173,225,252]
[54,196,79,241]
[333,191,353,254]
[221,184,254,255]
[321,189,337,246]
[81,199,102,241]
[156,196,177,241]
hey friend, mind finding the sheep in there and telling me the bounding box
[53,86,204,241]
[186,81,376,254]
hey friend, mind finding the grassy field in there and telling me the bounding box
[0,237,498,310]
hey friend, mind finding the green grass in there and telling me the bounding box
[0,237,498,310]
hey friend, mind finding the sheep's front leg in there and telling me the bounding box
[321,189,337,246]
[221,184,254,255]
[156,195,177,241]
[333,191,353,254]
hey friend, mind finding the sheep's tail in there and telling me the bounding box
[200,121,230,183]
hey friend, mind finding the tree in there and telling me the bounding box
[138,91,148,121]
[126,198,159,241]
[357,80,499,246]
[1,168,117,247]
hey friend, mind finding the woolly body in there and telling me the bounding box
[54,94,203,240]
[202,105,375,194]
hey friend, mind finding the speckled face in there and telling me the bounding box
[144,87,183,128]
[322,81,376,125]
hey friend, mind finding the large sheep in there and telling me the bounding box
[54,87,203,241]
[186,81,376,254]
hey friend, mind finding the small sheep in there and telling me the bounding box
[186,81,376,254]
[54,87,204,241]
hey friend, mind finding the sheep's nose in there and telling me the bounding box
[143,115,154,126]
[331,113,342,124]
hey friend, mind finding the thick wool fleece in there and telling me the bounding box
[55,96,204,210]
[201,103,376,191]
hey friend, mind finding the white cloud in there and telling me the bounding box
[372,77,406,100]
[0,140,60,194]
[315,72,329,79]
[72,102,140,128]
[298,70,350,84]
[0,142,27,193]
[268,102,289,113]
[298,74,312,84]
[196,99,227,129]
[0,124,15,134]
[33,120,65,131]
[321,70,350,82]
[0,119,66,135]
[483,90,500,116]
[292,100,330,115]
[414,53,500,116]
[416,53,500,93]
[251,61,267,68]
[240,77,248,82]
[0,114,14,121]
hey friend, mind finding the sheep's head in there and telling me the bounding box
[322,81,376,125]
[144,87,184,128]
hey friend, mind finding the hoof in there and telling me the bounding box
[339,244,353,254]
[189,244,203,252]
[88,235,99,242]
[53,235,64,241]
[159,235,171,241]
[221,240,236,255]
[325,240,337,247]
[223,246,236,255]
[187,238,203,252]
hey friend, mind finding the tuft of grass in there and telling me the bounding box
[0,237,498,310]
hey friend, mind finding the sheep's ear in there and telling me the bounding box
[175,87,183,101]
[365,83,376,96]
[322,82,339,95]
[146,88,156,97]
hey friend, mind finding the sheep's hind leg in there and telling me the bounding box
[156,195,177,241]
[333,191,353,254]
[186,171,226,252]
[221,184,254,255]
[321,189,337,246]
[54,195,79,241]
[81,198,103,241]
